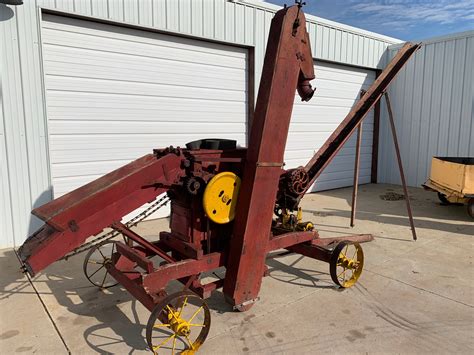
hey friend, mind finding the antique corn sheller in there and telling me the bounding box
[18,3,419,353]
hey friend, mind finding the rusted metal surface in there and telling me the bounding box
[287,243,332,263]
[115,242,154,274]
[275,42,421,211]
[370,72,382,183]
[106,263,156,311]
[33,153,182,229]
[223,4,315,310]
[142,252,226,294]
[304,42,420,189]
[350,90,366,227]
[311,234,374,247]
[267,230,319,251]
[385,93,418,241]
[17,5,418,347]
[18,153,182,275]
[111,222,175,264]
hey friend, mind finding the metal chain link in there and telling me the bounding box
[60,195,170,260]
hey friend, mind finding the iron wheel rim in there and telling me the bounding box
[146,291,211,354]
[83,241,119,289]
[330,242,364,288]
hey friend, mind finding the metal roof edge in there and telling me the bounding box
[238,0,403,44]
[388,30,474,50]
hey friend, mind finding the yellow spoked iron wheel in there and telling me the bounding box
[146,291,211,354]
[329,242,364,288]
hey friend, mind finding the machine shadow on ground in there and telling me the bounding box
[303,185,473,237]
[1,242,344,354]
[2,184,472,353]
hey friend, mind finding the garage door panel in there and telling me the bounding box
[42,14,248,200]
[47,105,246,122]
[316,176,371,192]
[51,159,131,178]
[46,96,245,112]
[285,146,372,160]
[312,83,372,99]
[286,60,375,191]
[315,63,375,79]
[49,133,248,164]
[289,122,373,133]
[317,170,372,183]
[286,133,373,150]
[43,15,247,60]
[41,41,248,69]
[49,121,246,135]
[285,135,374,165]
[45,85,246,106]
[41,33,248,63]
[41,30,246,70]
[53,174,111,197]
[43,47,247,89]
[291,107,374,126]
[43,63,246,93]
[286,154,372,172]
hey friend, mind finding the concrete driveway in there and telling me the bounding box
[1,184,473,354]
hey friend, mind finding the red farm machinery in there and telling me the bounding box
[18,3,419,354]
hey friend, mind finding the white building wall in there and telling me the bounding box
[0,0,399,248]
[378,31,474,187]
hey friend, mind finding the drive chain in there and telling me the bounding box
[59,195,170,260]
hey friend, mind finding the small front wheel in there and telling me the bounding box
[330,242,364,288]
[437,192,451,205]
[146,291,211,354]
[468,198,474,218]
[83,241,119,289]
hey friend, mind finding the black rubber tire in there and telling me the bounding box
[468,199,474,218]
[437,192,451,205]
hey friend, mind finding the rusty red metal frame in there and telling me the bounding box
[223,5,316,310]
[18,4,420,322]
[350,90,366,227]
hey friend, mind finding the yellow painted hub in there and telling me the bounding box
[168,311,191,336]
[336,243,364,288]
[203,172,241,224]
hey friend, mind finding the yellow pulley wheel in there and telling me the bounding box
[203,172,241,224]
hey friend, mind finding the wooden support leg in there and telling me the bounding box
[384,92,417,241]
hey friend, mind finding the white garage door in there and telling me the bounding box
[41,14,248,200]
[286,61,376,191]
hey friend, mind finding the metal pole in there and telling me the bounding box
[350,90,366,227]
[384,92,417,241]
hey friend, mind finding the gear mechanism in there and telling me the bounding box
[286,167,309,195]
[185,177,203,195]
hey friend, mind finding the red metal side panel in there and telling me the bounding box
[34,153,183,231]
[18,153,184,275]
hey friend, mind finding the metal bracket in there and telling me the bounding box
[256,162,285,167]
[233,297,260,312]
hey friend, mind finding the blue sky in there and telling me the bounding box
[266,0,474,40]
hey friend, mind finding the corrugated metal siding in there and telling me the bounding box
[0,0,399,247]
[378,31,474,187]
